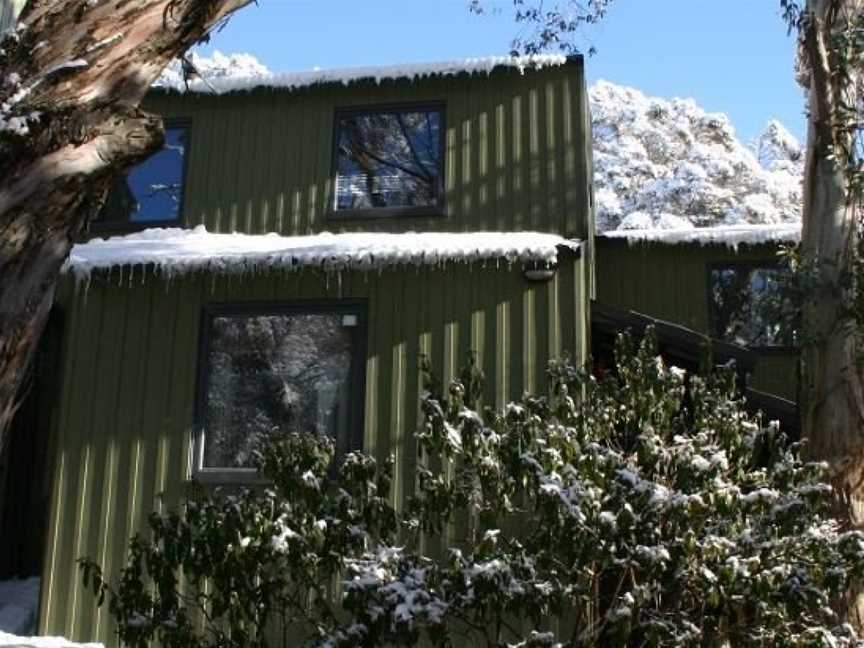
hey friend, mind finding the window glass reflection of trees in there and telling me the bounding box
[710,266,786,348]
[203,313,354,469]
[335,108,441,211]
[98,126,187,224]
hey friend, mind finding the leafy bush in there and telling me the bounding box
[81,331,864,647]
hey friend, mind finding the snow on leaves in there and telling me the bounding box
[591,81,803,233]
[78,330,864,647]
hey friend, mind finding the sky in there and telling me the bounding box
[199,0,805,144]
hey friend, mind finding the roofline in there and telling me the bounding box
[150,54,582,98]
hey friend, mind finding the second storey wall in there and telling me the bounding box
[144,60,593,240]
[596,237,798,401]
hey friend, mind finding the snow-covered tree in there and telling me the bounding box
[80,334,864,647]
[590,81,803,232]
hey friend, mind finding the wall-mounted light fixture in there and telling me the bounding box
[523,263,557,282]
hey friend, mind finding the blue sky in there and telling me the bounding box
[200,0,804,144]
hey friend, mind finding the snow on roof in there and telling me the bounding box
[599,223,801,251]
[153,51,569,95]
[63,227,580,281]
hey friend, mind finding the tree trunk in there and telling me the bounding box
[0,0,252,449]
[799,0,864,626]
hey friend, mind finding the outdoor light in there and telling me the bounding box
[523,263,558,282]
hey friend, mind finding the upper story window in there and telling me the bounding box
[332,104,444,218]
[93,121,190,230]
[194,302,365,481]
[708,264,788,349]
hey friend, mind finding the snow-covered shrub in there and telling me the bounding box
[80,332,864,647]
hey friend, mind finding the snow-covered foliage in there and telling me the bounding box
[63,227,577,281]
[1,66,40,136]
[590,81,803,232]
[79,331,864,647]
[154,50,567,95]
[601,222,801,251]
[155,51,271,91]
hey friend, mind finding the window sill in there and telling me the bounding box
[326,206,445,221]
[750,346,799,357]
[192,468,269,486]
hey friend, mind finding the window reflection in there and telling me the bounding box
[97,125,188,226]
[335,107,442,212]
[201,312,357,469]
[709,266,786,348]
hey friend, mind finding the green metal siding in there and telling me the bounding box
[38,252,587,645]
[139,59,591,239]
[595,236,798,401]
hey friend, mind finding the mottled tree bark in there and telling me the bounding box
[798,0,864,625]
[0,0,252,448]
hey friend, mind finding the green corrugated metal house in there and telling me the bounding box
[1,55,596,645]
[595,226,800,401]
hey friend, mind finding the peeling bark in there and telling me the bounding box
[0,0,252,446]
[799,0,864,627]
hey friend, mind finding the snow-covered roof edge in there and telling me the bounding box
[153,54,573,95]
[598,224,801,251]
[62,227,582,282]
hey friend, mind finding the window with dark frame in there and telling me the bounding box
[194,303,365,479]
[708,264,788,349]
[94,122,190,229]
[332,104,444,216]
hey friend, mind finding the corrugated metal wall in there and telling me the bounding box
[38,251,587,645]
[142,58,593,241]
[595,236,798,400]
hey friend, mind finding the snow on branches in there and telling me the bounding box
[591,81,803,233]
[79,331,864,647]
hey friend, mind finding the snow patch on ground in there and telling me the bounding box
[63,227,579,280]
[0,580,103,647]
[600,223,801,250]
[154,50,568,95]
[0,579,39,636]
[590,80,803,232]
[0,633,103,648]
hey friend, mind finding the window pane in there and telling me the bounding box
[709,266,784,347]
[202,312,355,469]
[98,126,187,224]
[335,108,442,211]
